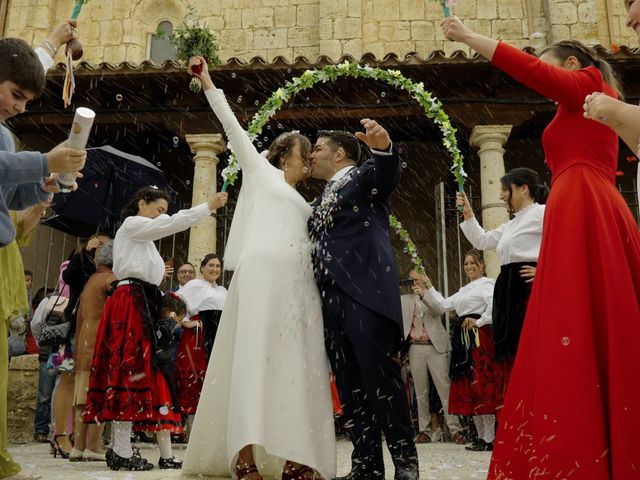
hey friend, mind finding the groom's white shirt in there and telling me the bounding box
[329,165,355,183]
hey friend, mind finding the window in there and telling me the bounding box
[150,20,177,63]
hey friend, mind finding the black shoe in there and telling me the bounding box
[394,465,419,480]
[158,456,183,469]
[334,467,385,480]
[465,439,493,451]
[106,448,154,471]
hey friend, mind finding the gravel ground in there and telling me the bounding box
[8,439,490,479]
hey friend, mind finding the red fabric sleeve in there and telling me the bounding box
[491,42,606,110]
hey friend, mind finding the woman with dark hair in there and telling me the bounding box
[442,16,640,479]
[418,251,497,452]
[182,57,336,480]
[456,167,546,411]
[175,253,227,424]
[83,186,227,471]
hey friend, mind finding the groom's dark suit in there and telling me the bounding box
[309,148,418,478]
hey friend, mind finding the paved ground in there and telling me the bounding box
[8,440,490,479]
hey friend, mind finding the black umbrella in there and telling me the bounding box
[44,145,182,237]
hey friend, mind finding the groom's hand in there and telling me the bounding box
[355,118,391,152]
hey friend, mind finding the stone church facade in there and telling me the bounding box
[1,0,638,287]
[2,0,636,65]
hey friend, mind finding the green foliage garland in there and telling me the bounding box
[221,61,467,275]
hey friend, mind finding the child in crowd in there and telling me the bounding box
[0,22,85,480]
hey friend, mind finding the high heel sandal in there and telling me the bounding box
[50,434,71,459]
[282,464,322,480]
[236,463,263,480]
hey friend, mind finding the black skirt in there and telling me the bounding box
[198,309,222,361]
[449,313,482,380]
[492,261,536,362]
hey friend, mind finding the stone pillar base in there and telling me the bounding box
[8,354,39,444]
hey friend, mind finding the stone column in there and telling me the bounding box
[185,133,226,268]
[470,125,512,279]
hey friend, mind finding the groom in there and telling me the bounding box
[308,120,418,480]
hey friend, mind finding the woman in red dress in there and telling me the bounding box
[175,253,227,423]
[442,16,640,480]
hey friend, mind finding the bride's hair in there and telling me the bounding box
[266,131,312,169]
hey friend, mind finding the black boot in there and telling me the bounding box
[334,466,385,480]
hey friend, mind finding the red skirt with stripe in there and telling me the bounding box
[448,325,497,416]
[174,316,207,415]
[83,284,181,432]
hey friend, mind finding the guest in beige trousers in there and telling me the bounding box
[401,270,466,445]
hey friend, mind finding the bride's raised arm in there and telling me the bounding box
[189,56,264,175]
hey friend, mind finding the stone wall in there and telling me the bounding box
[2,0,637,65]
[7,354,39,444]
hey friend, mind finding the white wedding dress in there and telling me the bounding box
[182,88,336,479]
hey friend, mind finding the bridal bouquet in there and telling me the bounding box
[167,5,221,92]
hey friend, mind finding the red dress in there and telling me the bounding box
[84,285,182,433]
[174,315,207,415]
[488,42,640,479]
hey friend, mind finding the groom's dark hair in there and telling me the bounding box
[318,130,362,163]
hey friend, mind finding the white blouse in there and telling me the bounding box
[423,276,495,328]
[177,278,227,314]
[113,203,211,285]
[460,203,544,265]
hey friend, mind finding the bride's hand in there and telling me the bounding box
[188,56,215,91]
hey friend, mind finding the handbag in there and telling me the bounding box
[39,295,71,348]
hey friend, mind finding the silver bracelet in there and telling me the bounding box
[41,39,58,55]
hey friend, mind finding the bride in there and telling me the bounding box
[182,57,336,480]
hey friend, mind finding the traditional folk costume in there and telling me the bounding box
[422,276,497,447]
[175,278,227,415]
[460,202,544,409]
[84,202,211,468]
